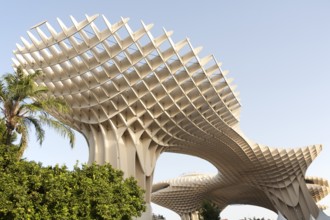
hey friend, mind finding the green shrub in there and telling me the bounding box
[0,147,145,220]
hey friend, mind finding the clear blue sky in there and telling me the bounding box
[1,1,330,219]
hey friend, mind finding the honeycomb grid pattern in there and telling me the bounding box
[13,14,329,220]
[152,174,330,219]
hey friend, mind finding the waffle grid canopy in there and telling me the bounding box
[13,14,240,127]
[13,14,329,220]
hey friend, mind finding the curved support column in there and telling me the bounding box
[317,211,330,220]
[277,212,287,220]
[277,211,330,220]
[82,124,162,220]
[180,212,200,220]
[263,175,319,220]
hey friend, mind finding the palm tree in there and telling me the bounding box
[0,66,75,159]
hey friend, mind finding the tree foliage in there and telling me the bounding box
[199,200,220,220]
[0,67,75,159]
[0,68,146,219]
[0,145,146,219]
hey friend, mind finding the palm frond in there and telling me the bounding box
[22,117,45,145]
[27,68,43,79]
[3,73,16,85]
[18,103,43,116]
[38,97,71,114]
[32,86,48,96]
[0,81,7,103]
[4,67,44,102]
[4,73,28,101]
[39,115,75,148]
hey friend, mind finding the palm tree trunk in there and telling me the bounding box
[16,145,25,160]
[5,128,13,146]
